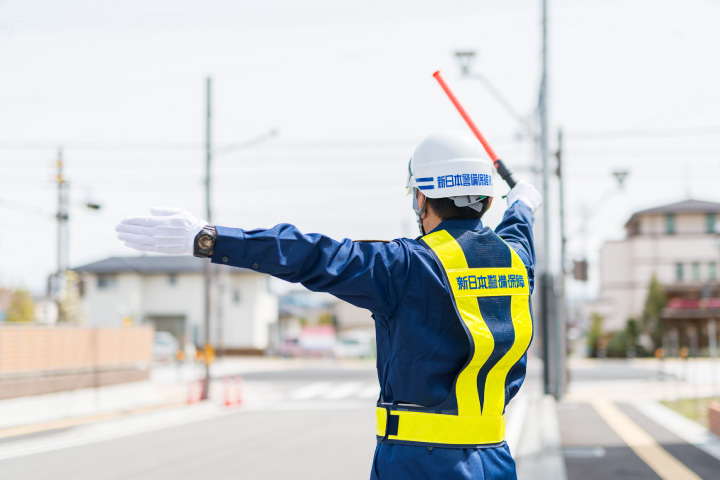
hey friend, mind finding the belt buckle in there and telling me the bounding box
[377,403,393,441]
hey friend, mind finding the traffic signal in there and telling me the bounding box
[573,260,588,281]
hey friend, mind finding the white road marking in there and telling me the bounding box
[0,403,228,462]
[320,381,365,400]
[592,400,702,480]
[287,382,334,400]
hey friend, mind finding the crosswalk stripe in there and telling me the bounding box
[321,381,365,400]
[286,381,379,401]
[288,382,334,400]
[358,384,380,399]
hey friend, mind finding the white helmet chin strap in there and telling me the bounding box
[412,188,427,235]
[412,191,487,236]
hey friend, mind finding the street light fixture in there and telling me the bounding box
[454,50,477,75]
[453,50,534,140]
[612,170,630,190]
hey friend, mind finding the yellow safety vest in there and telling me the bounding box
[376,229,533,447]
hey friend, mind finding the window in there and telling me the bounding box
[710,262,717,280]
[675,263,684,282]
[692,262,700,281]
[97,274,117,290]
[707,213,717,234]
[666,214,675,234]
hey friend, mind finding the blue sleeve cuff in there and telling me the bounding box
[211,226,253,269]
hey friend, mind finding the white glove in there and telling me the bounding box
[507,180,542,213]
[115,207,207,255]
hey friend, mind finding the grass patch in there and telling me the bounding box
[661,397,720,428]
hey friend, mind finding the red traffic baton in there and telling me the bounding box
[433,70,517,189]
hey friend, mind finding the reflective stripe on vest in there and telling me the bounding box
[376,229,533,447]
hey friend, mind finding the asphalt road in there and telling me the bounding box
[0,364,379,480]
[3,359,719,480]
[559,359,720,480]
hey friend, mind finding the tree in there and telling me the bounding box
[626,317,639,356]
[57,270,84,323]
[6,290,35,323]
[587,312,604,357]
[642,275,667,350]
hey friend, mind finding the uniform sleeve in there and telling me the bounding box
[494,201,536,291]
[210,224,410,318]
[505,352,529,405]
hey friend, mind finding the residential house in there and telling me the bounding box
[74,256,278,351]
[591,199,720,354]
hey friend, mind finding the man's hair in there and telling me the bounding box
[425,196,490,221]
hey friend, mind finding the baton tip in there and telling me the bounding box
[432,70,441,78]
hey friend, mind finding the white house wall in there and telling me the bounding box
[217,272,270,349]
[638,214,709,236]
[207,271,278,349]
[82,273,142,327]
[80,268,278,349]
[142,273,202,319]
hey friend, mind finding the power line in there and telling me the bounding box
[0,196,54,218]
[566,126,720,140]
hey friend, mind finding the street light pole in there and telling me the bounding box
[202,77,212,400]
[454,20,561,397]
[56,147,69,322]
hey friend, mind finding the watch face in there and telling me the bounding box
[198,234,213,251]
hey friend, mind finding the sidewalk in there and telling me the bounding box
[0,356,303,432]
[511,361,568,480]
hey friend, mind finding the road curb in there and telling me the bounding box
[515,393,567,480]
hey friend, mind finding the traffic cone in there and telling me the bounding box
[187,379,202,405]
[223,377,236,407]
[234,375,244,406]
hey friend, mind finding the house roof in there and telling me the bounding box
[625,199,720,227]
[74,255,217,274]
[631,199,720,217]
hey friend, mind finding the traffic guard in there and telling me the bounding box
[116,130,541,479]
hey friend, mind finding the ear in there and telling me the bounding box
[416,189,426,210]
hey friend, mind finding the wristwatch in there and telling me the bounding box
[193,225,217,258]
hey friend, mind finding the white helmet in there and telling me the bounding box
[407,130,494,207]
[406,130,494,235]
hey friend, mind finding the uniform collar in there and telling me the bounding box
[427,218,484,235]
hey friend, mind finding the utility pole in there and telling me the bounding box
[538,0,559,397]
[556,128,567,397]
[56,147,69,322]
[557,130,565,280]
[202,77,213,400]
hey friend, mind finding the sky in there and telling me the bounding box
[0,0,719,301]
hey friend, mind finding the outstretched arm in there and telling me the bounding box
[116,209,410,318]
[211,225,410,318]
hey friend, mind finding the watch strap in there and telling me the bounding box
[193,225,217,258]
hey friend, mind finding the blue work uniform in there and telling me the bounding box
[210,201,535,480]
